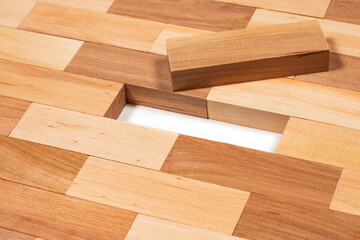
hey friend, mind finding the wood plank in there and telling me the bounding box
[161,135,341,209]
[331,168,360,216]
[10,104,179,170]
[0,136,87,194]
[234,194,360,240]
[325,0,360,25]
[276,118,360,170]
[167,21,329,91]
[20,2,165,52]
[0,96,30,136]
[40,0,115,12]
[0,0,36,28]
[65,42,209,118]
[247,9,360,58]
[0,228,36,240]
[66,156,250,234]
[0,59,125,118]
[0,179,136,240]
[214,0,331,17]
[207,78,360,133]
[125,214,246,240]
[0,26,82,70]
[108,0,255,32]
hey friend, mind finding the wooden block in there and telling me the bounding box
[325,0,360,25]
[67,156,250,234]
[247,9,360,58]
[0,136,87,194]
[0,95,30,136]
[0,59,125,118]
[0,26,82,70]
[234,194,360,240]
[331,168,360,216]
[0,228,36,240]
[276,118,360,170]
[20,2,165,52]
[161,135,341,209]
[0,0,36,28]
[39,0,115,12]
[125,214,246,240]
[0,179,136,240]
[167,21,329,91]
[10,104,179,170]
[207,78,360,133]
[108,0,255,32]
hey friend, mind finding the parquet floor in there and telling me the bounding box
[0,0,360,239]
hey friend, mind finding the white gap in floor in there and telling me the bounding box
[118,104,282,153]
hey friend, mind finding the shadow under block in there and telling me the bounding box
[0,0,36,28]
[0,179,136,240]
[0,60,125,118]
[19,2,165,52]
[167,21,329,91]
[107,0,255,32]
[10,104,179,170]
[161,135,341,209]
[207,78,360,133]
[66,156,250,234]
[325,0,360,25]
[276,118,360,170]
[0,136,87,194]
[234,194,360,240]
[39,0,115,12]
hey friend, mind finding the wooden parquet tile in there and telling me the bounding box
[325,0,360,25]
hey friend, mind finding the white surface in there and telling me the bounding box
[118,104,282,153]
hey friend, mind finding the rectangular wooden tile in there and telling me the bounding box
[207,78,360,133]
[0,26,82,70]
[108,0,255,32]
[20,2,165,52]
[325,0,360,25]
[40,0,115,12]
[0,0,36,28]
[0,136,87,194]
[167,21,329,91]
[247,9,360,58]
[277,118,360,170]
[0,59,125,118]
[161,135,341,209]
[67,156,250,234]
[0,228,36,240]
[10,104,179,170]
[125,214,246,240]
[0,179,136,240]
[331,168,360,216]
[234,194,360,240]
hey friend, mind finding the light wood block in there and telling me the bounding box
[125,214,246,240]
[207,78,360,133]
[0,0,36,28]
[167,21,329,91]
[0,228,36,240]
[20,2,165,52]
[10,104,179,170]
[331,169,360,216]
[40,0,115,12]
[276,118,360,170]
[67,156,250,234]
[247,9,360,58]
[0,26,82,70]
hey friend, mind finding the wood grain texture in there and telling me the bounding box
[125,214,246,240]
[20,2,165,52]
[325,0,360,25]
[0,136,87,194]
[65,42,210,118]
[40,0,115,12]
[0,0,36,28]
[67,156,250,234]
[247,9,360,58]
[234,194,360,240]
[0,26,82,70]
[10,104,179,170]
[108,0,255,32]
[161,135,342,209]
[0,228,36,240]
[0,96,30,136]
[0,179,136,240]
[167,21,329,91]
[207,78,360,133]
[104,83,127,119]
[277,118,360,170]
[214,0,331,17]
[331,168,360,216]
[0,59,125,118]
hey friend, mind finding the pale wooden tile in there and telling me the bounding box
[0,0,36,28]
[39,0,114,12]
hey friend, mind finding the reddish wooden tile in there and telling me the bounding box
[325,0,360,25]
